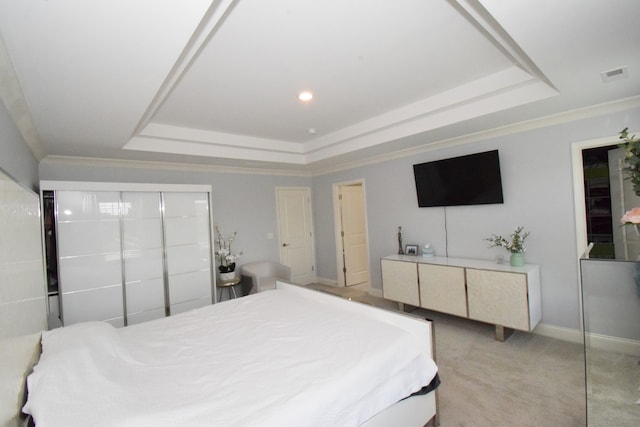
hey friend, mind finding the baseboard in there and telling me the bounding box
[532,323,583,344]
[315,276,339,287]
[313,278,384,298]
[533,323,640,355]
[368,287,383,298]
[584,332,640,356]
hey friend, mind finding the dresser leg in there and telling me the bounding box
[495,325,514,342]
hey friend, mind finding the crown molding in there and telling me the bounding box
[39,155,313,177]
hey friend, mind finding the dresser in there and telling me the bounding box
[381,255,541,341]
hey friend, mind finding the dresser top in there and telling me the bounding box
[382,254,539,274]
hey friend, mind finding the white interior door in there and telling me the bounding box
[276,188,315,284]
[339,183,370,286]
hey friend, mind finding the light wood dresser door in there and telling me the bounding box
[466,268,530,331]
[381,259,419,305]
[419,264,467,317]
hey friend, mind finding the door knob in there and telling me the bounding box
[282,243,290,247]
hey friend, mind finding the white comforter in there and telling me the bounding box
[23,289,437,427]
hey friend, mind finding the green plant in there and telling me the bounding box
[619,127,640,196]
[485,226,530,253]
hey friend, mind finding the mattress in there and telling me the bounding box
[23,288,437,427]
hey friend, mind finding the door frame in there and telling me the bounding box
[571,135,620,259]
[571,133,620,335]
[332,179,371,287]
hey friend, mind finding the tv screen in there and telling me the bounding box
[413,150,504,207]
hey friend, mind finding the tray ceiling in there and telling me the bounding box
[0,0,638,172]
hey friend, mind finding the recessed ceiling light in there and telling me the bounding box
[298,91,313,102]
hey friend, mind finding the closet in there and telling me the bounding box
[41,181,215,327]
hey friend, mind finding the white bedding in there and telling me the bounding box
[23,288,437,427]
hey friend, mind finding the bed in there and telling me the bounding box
[8,281,439,427]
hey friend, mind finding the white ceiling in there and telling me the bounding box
[0,0,639,174]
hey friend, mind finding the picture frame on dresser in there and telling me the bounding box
[405,244,419,255]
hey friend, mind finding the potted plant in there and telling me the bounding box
[619,127,640,196]
[215,225,242,281]
[485,226,530,267]
[618,128,640,297]
[618,128,640,234]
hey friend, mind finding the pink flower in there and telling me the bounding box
[621,207,640,225]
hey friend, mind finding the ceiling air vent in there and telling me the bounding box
[600,66,629,83]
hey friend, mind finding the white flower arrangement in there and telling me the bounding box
[215,225,242,273]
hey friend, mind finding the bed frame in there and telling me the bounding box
[1,281,438,427]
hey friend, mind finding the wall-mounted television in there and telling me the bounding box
[413,149,504,207]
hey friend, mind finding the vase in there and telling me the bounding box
[218,271,236,282]
[510,252,525,267]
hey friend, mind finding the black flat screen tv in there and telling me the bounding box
[413,149,504,207]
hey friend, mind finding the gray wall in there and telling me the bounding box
[0,101,39,190]
[33,103,640,332]
[38,162,312,266]
[312,105,640,331]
